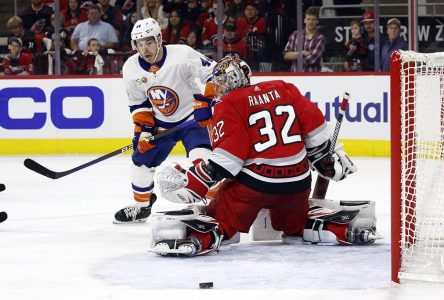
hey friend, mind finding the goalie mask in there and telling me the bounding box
[212,56,252,98]
[131,18,162,63]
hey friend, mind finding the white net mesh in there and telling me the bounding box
[398,51,444,282]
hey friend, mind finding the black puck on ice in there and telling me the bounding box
[0,211,7,223]
[199,282,213,289]
[0,184,5,192]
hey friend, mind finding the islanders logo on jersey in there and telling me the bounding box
[146,86,179,116]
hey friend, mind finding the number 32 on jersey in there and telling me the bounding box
[211,105,302,153]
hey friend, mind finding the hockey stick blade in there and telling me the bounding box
[312,92,350,199]
[24,159,61,179]
[24,120,196,180]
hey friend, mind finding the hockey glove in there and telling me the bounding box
[137,125,157,153]
[307,142,357,182]
[156,160,216,204]
[193,94,213,127]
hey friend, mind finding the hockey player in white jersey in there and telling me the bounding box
[114,18,216,223]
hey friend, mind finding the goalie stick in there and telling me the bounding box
[311,92,350,199]
[24,119,196,179]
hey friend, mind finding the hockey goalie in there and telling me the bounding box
[149,56,379,257]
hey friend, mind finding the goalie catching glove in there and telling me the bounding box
[307,141,357,181]
[156,159,217,204]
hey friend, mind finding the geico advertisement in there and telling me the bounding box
[0,76,389,140]
[252,75,390,140]
[0,78,133,139]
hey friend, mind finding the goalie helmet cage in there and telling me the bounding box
[391,50,444,283]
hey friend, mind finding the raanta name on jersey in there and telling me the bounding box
[248,89,281,107]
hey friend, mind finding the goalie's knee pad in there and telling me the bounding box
[149,205,203,244]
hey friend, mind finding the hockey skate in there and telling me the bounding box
[113,194,157,224]
[347,227,378,244]
[150,237,202,257]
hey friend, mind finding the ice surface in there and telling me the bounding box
[0,155,443,299]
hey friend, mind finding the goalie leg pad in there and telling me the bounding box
[309,199,378,231]
[149,204,204,242]
[182,215,223,256]
[148,208,222,257]
[303,205,378,245]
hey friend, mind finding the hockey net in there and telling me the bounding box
[391,50,444,283]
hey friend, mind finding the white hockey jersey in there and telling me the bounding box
[122,45,216,127]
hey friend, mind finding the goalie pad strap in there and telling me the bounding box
[304,206,359,244]
[182,218,218,233]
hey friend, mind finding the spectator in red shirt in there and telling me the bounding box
[2,37,34,75]
[195,0,210,29]
[235,1,266,40]
[214,20,247,59]
[161,9,190,45]
[201,1,228,47]
[62,0,88,34]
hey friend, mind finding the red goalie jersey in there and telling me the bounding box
[208,80,330,194]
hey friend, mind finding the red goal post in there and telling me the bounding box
[391,50,444,283]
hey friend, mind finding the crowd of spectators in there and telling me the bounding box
[0,0,409,75]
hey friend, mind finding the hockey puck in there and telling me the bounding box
[0,211,7,223]
[199,282,213,289]
[0,184,5,192]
